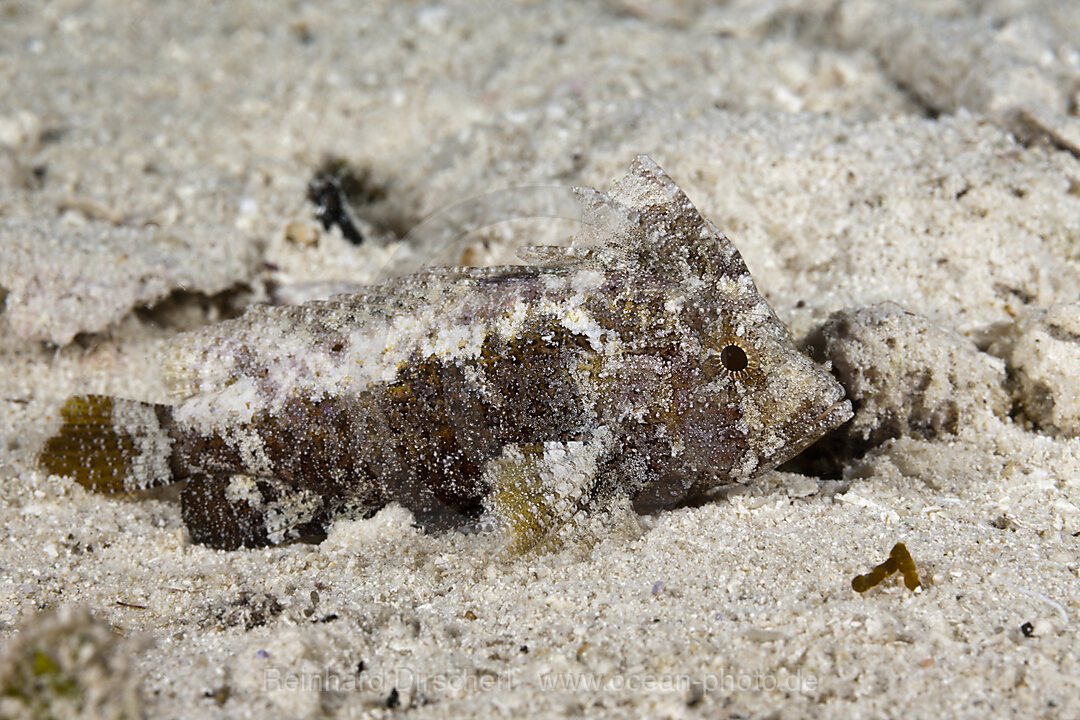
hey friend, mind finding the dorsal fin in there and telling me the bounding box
[569,155,751,281]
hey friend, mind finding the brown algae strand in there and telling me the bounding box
[890,542,922,591]
[851,556,899,593]
[851,542,922,593]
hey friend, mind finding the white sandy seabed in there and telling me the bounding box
[2,1,1080,718]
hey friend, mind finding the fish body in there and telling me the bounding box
[40,157,852,550]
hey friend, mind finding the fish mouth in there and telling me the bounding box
[761,396,853,470]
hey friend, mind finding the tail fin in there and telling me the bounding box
[39,395,176,493]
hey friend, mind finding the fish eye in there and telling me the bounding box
[719,344,748,373]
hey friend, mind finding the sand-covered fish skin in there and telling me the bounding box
[39,156,852,551]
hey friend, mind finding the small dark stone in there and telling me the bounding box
[306,157,387,246]
[307,175,365,245]
[211,591,284,630]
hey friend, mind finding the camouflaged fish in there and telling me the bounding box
[39,156,852,551]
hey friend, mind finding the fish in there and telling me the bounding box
[38,156,852,551]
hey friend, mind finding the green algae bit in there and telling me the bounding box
[851,542,922,593]
[0,609,144,720]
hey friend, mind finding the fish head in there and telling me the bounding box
[582,156,852,501]
[689,285,853,480]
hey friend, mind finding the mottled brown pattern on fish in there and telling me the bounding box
[163,321,599,528]
[38,156,853,551]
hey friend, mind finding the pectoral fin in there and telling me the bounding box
[180,474,328,550]
[484,432,638,554]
